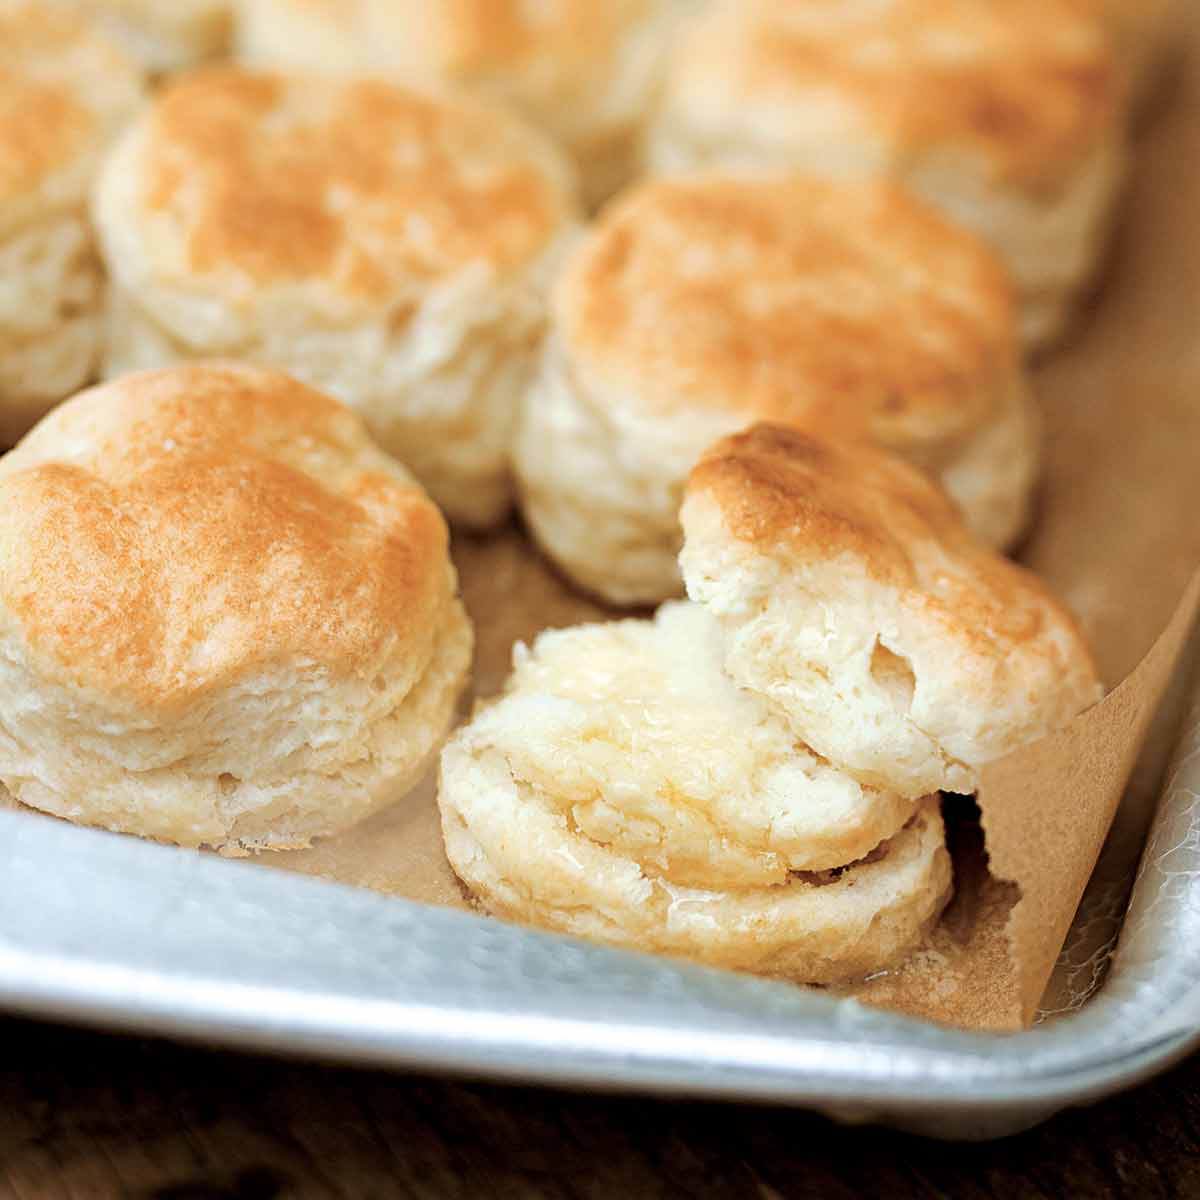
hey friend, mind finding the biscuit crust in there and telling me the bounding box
[562,176,1018,446]
[237,0,692,206]
[0,1,141,222]
[653,0,1119,187]
[0,364,472,849]
[681,425,1103,796]
[0,363,449,702]
[106,68,573,301]
[646,0,1127,349]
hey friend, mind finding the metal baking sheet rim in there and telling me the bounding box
[0,937,1196,1118]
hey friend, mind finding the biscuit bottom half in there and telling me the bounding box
[437,604,953,984]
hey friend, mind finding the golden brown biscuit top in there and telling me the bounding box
[0,1,141,208]
[559,175,1016,455]
[263,0,653,95]
[0,364,452,709]
[666,0,1119,184]
[395,0,651,81]
[686,424,1093,656]
[128,67,574,293]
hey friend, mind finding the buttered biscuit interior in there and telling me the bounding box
[439,603,950,983]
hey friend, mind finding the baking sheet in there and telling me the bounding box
[2,4,1199,1041]
[257,9,1200,1030]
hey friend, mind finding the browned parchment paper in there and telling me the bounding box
[258,14,1200,1033]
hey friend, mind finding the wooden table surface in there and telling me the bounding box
[1,1015,1197,1198]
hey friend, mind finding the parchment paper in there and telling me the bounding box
[255,12,1200,1032]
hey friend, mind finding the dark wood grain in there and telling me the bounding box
[1,1017,1198,1199]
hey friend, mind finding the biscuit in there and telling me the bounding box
[680,425,1104,798]
[235,0,693,208]
[438,604,949,983]
[645,0,1127,349]
[0,1,143,447]
[0,363,473,852]
[514,175,1040,606]
[50,0,231,72]
[93,67,580,527]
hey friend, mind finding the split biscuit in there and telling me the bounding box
[0,363,473,852]
[645,0,1127,349]
[93,66,581,527]
[515,174,1039,606]
[439,602,949,983]
[444,423,1099,978]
